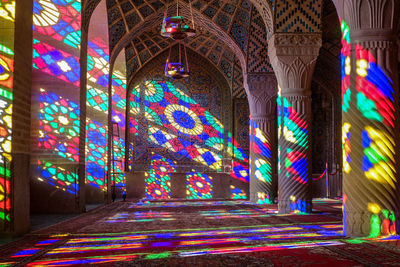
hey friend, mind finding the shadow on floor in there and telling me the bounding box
[0,203,105,246]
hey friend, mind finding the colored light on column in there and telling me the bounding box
[342,123,351,174]
[355,44,394,127]
[362,126,395,187]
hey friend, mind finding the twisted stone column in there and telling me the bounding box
[247,74,277,204]
[333,0,400,237]
[268,33,322,213]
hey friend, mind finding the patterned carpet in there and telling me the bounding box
[1,199,400,266]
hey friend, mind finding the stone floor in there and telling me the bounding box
[0,199,400,266]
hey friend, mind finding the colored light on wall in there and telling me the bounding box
[112,136,126,187]
[0,97,12,162]
[227,133,248,162]
[230,185,246,199]
[0,54,13,89]
[0,177,10,221]
[33,0,81,48]
[229,161,249,183]
[112,71,127,109]
[87,39,109,88]
[130,80,247,181]
[148,126,222,171]
[186,172,213,199]
[38,89,79,162]
[0,0,14,223]
[277,88,281,176]
[0,0,15,22]
[145,154,176,199]
[86,119,107,189]
[37,159,78,194]
[33,39,80,86]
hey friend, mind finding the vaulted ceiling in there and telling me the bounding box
[82,0,332,99]
[106,0,253,63]
[104,0,269,98]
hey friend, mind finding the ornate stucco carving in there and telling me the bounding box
[332,0,399,34]
[247,73,277,121]
[268,33,322,92]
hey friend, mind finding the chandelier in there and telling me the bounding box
[164,41,190,79]
[161,0,196,40]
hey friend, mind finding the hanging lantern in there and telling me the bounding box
[161,0,195,40]
[164,41,190,79]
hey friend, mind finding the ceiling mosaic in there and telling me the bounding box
[82,0,325,99]
[124,27,245,96]
[105,0,254,66]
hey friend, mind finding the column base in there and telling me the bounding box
[344,210,398,237]
[250,191,275,204]
[278,198,312,214]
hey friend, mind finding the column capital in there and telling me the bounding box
[332,0,399,36]
[268,33,322,93]
[246,73,277,119]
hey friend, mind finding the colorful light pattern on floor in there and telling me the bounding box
[0,0,14,223]
[104,208,291,223]
[131,200,251,209]
[186,172,212,199]
[6,199,400,265]
[4,228,400,266]
[2,218,367,266]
